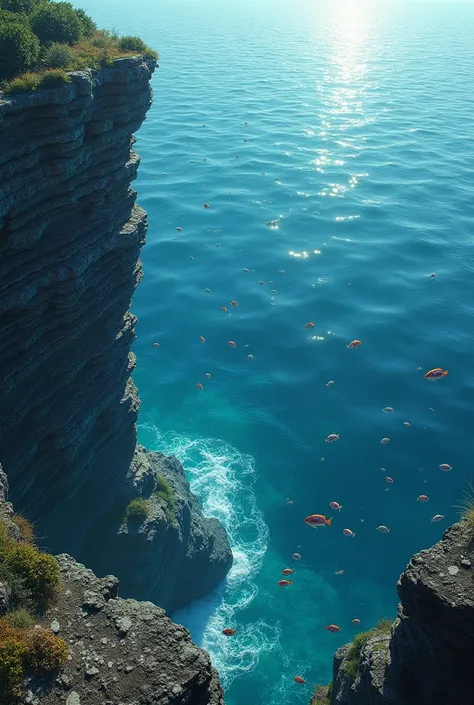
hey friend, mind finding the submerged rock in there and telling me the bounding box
[329,522,474,705]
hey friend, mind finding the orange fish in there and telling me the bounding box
[305,322,315,329]
[325,624,341,633]
[228,341,237,347]
[200,336,206,343]
[347,340,362,348]
[222,628,236,636]
[230,300,238,307]
[424,368,448,381]
[196,383,203,390]
[282,568,294,576]
[330,501,342,511]
[278,579,293,587]
[203,203,210,209]
[294,676,306,684]
[303,514,332,528]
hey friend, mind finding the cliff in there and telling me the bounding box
[0,466,224,705]
[329,522,474,705]
[0,55,232,615]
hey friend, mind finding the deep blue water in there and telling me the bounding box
[81,1,474,703]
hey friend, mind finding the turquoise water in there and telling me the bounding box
[82,1,474,702]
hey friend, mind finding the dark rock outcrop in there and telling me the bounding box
[330,522,474,705]
[0,57,232,613]
[0,467,224,705]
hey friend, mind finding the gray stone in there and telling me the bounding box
[50,618,60,633]
[66,693,81,705]
[116,616,133,634]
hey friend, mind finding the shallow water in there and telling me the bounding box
[81,0,474,702]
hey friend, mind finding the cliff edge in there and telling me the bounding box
[329,522,474,705]
[0,56,231,611]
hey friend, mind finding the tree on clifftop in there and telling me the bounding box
[0,20,40,81]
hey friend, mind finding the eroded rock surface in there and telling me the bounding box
[330,522,474,705]
[0,57,232,612]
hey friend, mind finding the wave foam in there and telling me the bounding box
[140,423,280,688]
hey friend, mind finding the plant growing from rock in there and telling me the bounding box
[154,473,176,522]
[125,498,149,524]
[343,618,393,681]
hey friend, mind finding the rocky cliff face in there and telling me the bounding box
[0,466,224,705]
[0,57,231,612]
[330,522,474,705]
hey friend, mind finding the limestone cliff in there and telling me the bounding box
[0,57,231,611]
[0,467,224,705]
[329,522,474,705]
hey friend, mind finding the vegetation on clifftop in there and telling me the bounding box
[154,474,176,522]
[0,0,157,92]
[343,618,392,681]
[0,519,68,700]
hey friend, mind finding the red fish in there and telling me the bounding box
[303,514,332,527]
[343,528,355,538]
[196,383,203,390]
[222,628,236,636]
[424,368,448,381]
[278,579,293,587]
[305,322,315,329]
[294,676,306,684]
[330,501,342,510]
[230,300,238,307]
[282,568,294,576]
[325,624,341,633]
[347,340,362,348]
[385,477,393,484]
[228,341,237,347]
[417,495,429,502]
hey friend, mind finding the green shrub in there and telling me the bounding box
[74,7,96,38]
[118,35,146,53]
[344,619,393,681]
[1,532,60,608]
[3,609,35,630]
[38,68,71,88]
[3,71,40,93]
[27,627,68,670]
[42,41,73,68]
[154,474,175,522]
[0,22,40,81]
[125,498,149,523]
[31,2,82,44]
[311,684,331,704]
[0,0,42,13]
[0,636,28,698]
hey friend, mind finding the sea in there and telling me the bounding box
[79,1,474,703]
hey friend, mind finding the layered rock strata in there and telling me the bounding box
[0,57,231,611]
[330,522,474,705]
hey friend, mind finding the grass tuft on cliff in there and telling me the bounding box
[456,482,474,528]
[0,518,67,700]
[0,1,158,90]
[125,497,149,524]
[154,474,176,522]
[311,682,332,704]
[343,618,392,681]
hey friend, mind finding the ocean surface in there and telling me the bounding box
[81,1,474,702]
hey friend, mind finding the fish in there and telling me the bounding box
[325,433,340,443]
[424,368,448,381]
[205,288,211,293]
[380,438,391,444]
[294,676,306,684]
[200,336,206,343]
[385,477,393,484]
[153,342,160,347]
[347,340,362,348]
[382,407,394,413]
[278,579,293,587]
[417,495,429,502]
[377,525,391,533]
[326,380,335,387]
[222,628,236,636]
[343,528,356,537]
[221,307,227,312]
[259,280,265,285]
[305,322,315,329]
[403,421,411,427]
[230,300,238,307]
[303,514,332,528]
[330,501,342,511]
[282,568,294,576]
[325,624,341,633]
[334,570,344,575]
[352,618,361,625]
[228,341,237,347]
[292,553,301,561]
[205,373,212,379]
[431,514,445,522]
[243,268,250,272]
[177,227,183,232]
[203,203,210,209]
[196,383,203,391]
[248,354,254,360]
[439,464,452,472]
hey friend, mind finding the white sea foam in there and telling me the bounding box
[140,423,281,688]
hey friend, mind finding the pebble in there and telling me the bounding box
[461,558,472,569]
[50,618,60,633]
[66,694,81,705]
[447,565,459,576]
[85,665,99,677]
